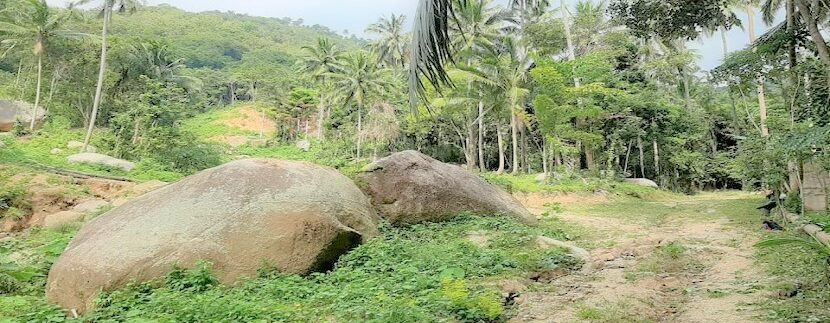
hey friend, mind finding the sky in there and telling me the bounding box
[49,0,780,71]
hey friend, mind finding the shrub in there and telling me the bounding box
[0,185,31,220]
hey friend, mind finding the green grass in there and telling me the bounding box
[480,173,664,199]
[575,301,651,323]
[0,215,576,322]
[0,128,186,183]
[754,230,830,322]
[566,192,761,226]
[180,105,260,139]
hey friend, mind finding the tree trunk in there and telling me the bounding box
[638,135,645,178]
[720,27,729,57]
[356,103,363,159]
[653,139,660,181]
[30,55,43,131]
[511,112,519,174]
[466,120,476,170]
[316,93,326,140]
[45,71,58,116]
[796,0,830,69]
[623,140,633,175]
[542,137,549,175]
[497,121,505,174]
[83,7,110,152]
[746,6,770,137]
[478,100,486,172]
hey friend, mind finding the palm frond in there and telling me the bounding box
[409,0,462,110]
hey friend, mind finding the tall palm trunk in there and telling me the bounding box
[478,100,485,172]
[497,121,505,174]
[356,102,363,159]
[511,112,519,174]
[83,7,111,152]
[796,0,830,70]
[30,55,43,131]
[746,6,770,137]
[317,93,326,140]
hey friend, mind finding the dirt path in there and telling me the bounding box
[513,193,769,323]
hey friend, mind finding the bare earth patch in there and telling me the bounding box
[512,193,769,323]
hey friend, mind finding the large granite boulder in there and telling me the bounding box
[357,150,536,225]
[0,100,44,132]
[46,159,380,314]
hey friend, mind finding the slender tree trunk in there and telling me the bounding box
[316,93,326,140]
[521,127,529,173]
[653,139,660,181]
[511,112,519,174]
[542,137,549,175]
[356,103,363,159]
[720,27,729,57]
[45,71,58,116]
[623,140,633,175]
[796,0,830,69]
[466,121,476,169]
[15,61,23,88]
[746,6,770,137]
[638,135,645,178]
[30,55,43,131]
[497,121,505,174]
[83,7,110,152]
[478,100,485,172]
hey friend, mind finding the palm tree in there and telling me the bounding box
[0,0,77,131]
[452,0,511,171]
[299,37,343,140]
[366,14,409,68]
[463,44,529,174]
[119,40,202,92]
[77,0,143,152]
[327,51,394,158]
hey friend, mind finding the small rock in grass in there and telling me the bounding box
[43,211,84,229]
[67,153,135,172]
[67,141,96,153]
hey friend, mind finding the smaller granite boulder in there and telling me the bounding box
[43,211,84,229]
[67,153,135,172]
[624,178,659,188]
[296,140,311,152]
[67,141,96,153]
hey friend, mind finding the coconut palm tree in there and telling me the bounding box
[461,41,529,174]
[740,0,771,137]
[327,51,395,158]
[299,37,343,140]
[76,0,143,152]
[451,0,512,171]
[366,14,409,68]
[0,0,78,131]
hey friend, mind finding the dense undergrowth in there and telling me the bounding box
[1,215,576,322]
